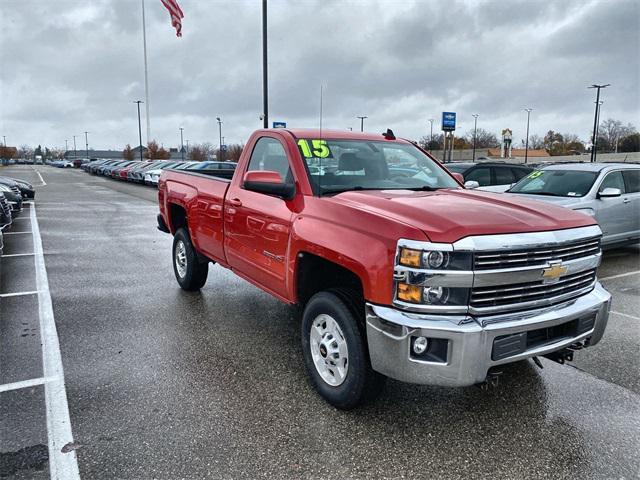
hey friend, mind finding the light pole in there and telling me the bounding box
[428,119,434,152]
[84,131,89,160]
[185,140,189,155]
[524,108,532,164]
[134,100,144,161]
[2,136,5,147]
[595,100,603,153]
[356,116,367,132]
[73,135,77,159]
[589,84,610,162]
[472,114,479,162]
[262,0,268,128]
[179,127,184,161]
[65,139,68,152]
[216,117,223,161]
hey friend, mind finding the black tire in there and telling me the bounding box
[172,227,208,291]
[301,290,386,409]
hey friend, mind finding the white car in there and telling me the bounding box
[144,169,162,186]
[508,163,640,248]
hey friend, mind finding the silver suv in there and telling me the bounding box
[508,163,640,248]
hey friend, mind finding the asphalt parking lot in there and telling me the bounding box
[1,165,639,479]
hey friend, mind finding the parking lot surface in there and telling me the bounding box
[1,165,639,479]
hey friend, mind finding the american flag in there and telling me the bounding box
[161,0,184,37]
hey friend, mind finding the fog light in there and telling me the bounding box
[413,336,429,354]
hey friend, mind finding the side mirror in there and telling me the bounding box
[598,187,622,198]
[243,170,295,200]
[464,180,480,189]
[451,172,464,184]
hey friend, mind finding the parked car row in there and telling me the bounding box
[78,158,237,187]
[0,175,35,257]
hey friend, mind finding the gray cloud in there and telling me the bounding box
[0,0,638,150]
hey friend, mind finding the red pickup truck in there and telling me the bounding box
[158,128,611,409]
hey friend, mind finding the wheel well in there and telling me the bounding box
[296,253,364,307]
[169,204,187,233]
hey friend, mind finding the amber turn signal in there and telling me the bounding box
[399,248,421,267]
[397,283,422,303]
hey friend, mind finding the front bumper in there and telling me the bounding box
[366,282,611,387]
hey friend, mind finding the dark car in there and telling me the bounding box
[445,162,533,192]
[0,193,12,229]
[0,184,23,218]
[0,176,35,199]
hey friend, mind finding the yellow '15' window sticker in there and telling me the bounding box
[527,170,543,179]
[297,139,332,159]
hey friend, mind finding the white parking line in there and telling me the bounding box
[611,311,640,321]
[0,376,60,393]
[0,290,40,298]
[31,204,81,479]
[0,252,36,257]
[600,270,640,281]
[3,231,32,235]
[34,168,47,186]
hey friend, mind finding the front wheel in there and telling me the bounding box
[172,228,208,291]
[301,290,386,409]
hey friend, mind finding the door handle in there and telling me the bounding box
[623,198,631,204]
[228,198,243,207]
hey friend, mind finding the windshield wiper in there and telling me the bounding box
[321,186,369,195]
[521,191,564,197]
[403,186,440,191]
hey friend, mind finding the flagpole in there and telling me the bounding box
[142,0,151,143]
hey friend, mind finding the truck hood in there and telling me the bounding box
[328,188,596,243]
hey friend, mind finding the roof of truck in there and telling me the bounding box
[264,128,410,142]
[540,162,640,172]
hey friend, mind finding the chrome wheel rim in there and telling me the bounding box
[309,314,349,386]
[175,240,187,278]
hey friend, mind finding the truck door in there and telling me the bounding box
[622,169,640,238]
[224,135,295,298]
[595,170,628,243]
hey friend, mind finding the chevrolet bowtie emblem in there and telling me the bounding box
[542,262,567,281]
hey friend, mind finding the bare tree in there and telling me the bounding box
[226,144,243,162]
[598,118,637,152]
[188,145,207,161]
[527,134,544,150]
[464,128,499,148]
[145,140,171,160]
[123,144,135,160]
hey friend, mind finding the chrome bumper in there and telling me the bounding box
[366,282,611,387]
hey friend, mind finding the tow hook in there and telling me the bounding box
[543,348,574,365]
[479,368,503,389]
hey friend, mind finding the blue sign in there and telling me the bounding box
[273,121,287,128]
[442,112,456,131]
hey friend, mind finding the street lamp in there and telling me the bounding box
[588,84,610,162]
[524,108,532,164]
[84,131,89,160]
[186,140,189,154]
[356,116,367,132]
[73,135,77,159]
[179,127,184,161]
[134,100,144,161]
[428,119,434,152]
[65,139,68,152]
[472,114,479,162]
[216,117,223,161]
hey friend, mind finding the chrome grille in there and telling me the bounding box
[10,186,20,196]
[471,269,597,310]
[473,237,601,270]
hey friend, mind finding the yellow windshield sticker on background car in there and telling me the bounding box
[297,139,332,158]
[527,170,543,179]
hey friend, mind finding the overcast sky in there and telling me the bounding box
[1,0,638,150]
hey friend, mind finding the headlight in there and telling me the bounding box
[0,185,10,192]
[399,247,471,270]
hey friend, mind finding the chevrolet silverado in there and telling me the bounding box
[157,129,611,409]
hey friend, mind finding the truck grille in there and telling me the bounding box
[11,186,21,196]
[0,196,10,216]
[471,269,597,310]
[473,237,601,270]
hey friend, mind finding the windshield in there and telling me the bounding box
[296,138,459,195]
[509,169,598,197]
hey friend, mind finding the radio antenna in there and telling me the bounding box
[318,84,324,195]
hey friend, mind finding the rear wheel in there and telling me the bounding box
[172,228,208,291]
[301,290,386,409]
